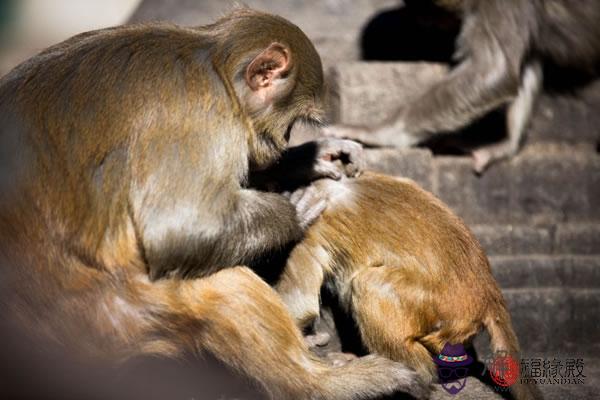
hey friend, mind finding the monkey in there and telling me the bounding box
[275,171,543,400]
[325,0,600,172]
[0,9,429,400]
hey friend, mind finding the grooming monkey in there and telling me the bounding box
[326,0,600,172]
[276,172,543,400]
[0,9,428,400]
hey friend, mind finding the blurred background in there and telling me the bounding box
[0,0,141,75]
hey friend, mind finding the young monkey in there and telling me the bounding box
[276,172,543,400]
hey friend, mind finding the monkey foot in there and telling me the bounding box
[325,352,358,367]
[304,331,331,348]
[471,148,493,174]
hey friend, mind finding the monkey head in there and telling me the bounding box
[210,9,326,170]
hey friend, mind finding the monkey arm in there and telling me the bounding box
[225,188,304,257]
[133,176,304,280]
[323,45,521,148]
[249,138,365,191]
[395,55,518,139]
[369,1,532,146]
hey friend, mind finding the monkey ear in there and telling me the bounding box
[245,43,291,91]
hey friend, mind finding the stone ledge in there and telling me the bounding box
[432,144,600,224]
[500,288,599,356]
[330,61,448,126]
[489,255,600,289]
[472,223,600,256]
[365,147,434,190]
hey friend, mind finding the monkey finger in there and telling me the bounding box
[289,187,308,205]
[312,159,343,180]
[298,198,327,229]
[290,185,327,229]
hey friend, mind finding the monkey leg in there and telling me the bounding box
[274,243,325,331]
[156,266,428,400]
[472,61,543,173]
[348,266,438,381]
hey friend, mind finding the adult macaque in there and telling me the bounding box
[326,0,600,172]
[0,9,427,400]
[276,172,543,400]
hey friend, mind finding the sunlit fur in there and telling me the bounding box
[0,9,426,400]
[277,172,543,400]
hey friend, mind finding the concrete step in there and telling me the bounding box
[472,225,600,256]
[489,255,600,289]
[488,287,600,357]
[331,61,600,147]
[130,0,399,67]
[365,143,600,225]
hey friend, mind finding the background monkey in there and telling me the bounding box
[0,9,427,399]
[326,0,600,172]
[276,172,543,400]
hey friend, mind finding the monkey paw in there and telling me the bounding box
[472,148,493,174]
[314,137,366,178]
[288,185,327,230]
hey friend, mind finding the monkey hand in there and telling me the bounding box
[313,138,366,179]
[286,185,327,230]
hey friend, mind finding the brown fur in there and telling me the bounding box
[277,172,543,399]
[0,9,427,400]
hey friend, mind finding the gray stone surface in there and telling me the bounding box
[365,147,434,190]
[433,156,513,224]
[501,288,600,355]
[472,224,600,256]
[329,62,448,126]
[555,224,600,255]
[129,0,397,67]
[432,144,600,225]
[511,143,600,224]
[489,255,600,288]
[472,225,554,255]
[529,80,600,147]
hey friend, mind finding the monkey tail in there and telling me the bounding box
[484,305,544,400]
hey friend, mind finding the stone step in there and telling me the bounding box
[489,256,600,289]
[130,0,399,67]
[491,288,600,357]
[331,61,600,147]
[472,225,600,256]
[365,143,600,224]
